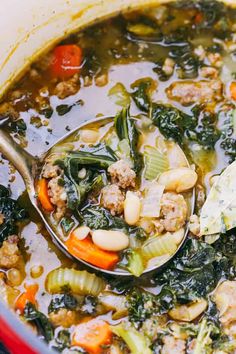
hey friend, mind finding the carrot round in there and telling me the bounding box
[65,233,119,270]
[15,284,39,314]
[51,44,83,79]
[37,178,54,212]
[71,318,112,354]
[194,12,203,25]
[230,82,236,100]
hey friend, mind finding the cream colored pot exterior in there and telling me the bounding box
[0,0,235,99]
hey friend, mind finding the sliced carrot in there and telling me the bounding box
[15,284,39,314]
[230,82,236,100]
[51,44,83,79]
[194,12,203,25]
[37,178,54,212]
[71,318,112,354]
[65,233,119,270]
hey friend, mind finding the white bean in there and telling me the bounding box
[30,265,44,278]
[158,167,197,193]
[80,129,99,143]
[73,226,91,240]
[124,191,141,226]
[92,230,129,251]
[78,168,87,179]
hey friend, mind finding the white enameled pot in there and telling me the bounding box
[0,0,235,353]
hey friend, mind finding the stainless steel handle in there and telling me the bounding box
[0,128,36,195]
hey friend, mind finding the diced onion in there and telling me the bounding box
[141,182,164,218]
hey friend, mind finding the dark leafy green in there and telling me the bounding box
[172,239,216,272]
[40,107,53,119]
[125,237,233,328]
[130,77,220,150]
[53,330,71,352]
[0,185,27,245]
[126,287,175,329]
[24,303,54,342]
[82,47,102,77]
[151,103,192,145]
[8,119,27,136]
[48,294,78,313]
[56,143,115,212]
[56,100,84,116]
[60,216,75,233]
[153,238,229,304]
[131,79,153,111]
[114,107,143,173]
[191,105,220,149]
[63,143,118,169]
[194,0,226,29]
[169,44,200,79]
[126,289,159,328]
[80,204,146,239]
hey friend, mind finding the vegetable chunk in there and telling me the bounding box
[51,45,82,79]
[72,318,112,354]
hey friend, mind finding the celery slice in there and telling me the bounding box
[144,145,169,181]
[127,250,144,277]
[46,268,105,296]
[108,82,130,107]
[142,232,178,260]
[111,323,152,354]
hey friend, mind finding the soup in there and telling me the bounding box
[38,114,195,275]
[1,1,236,352]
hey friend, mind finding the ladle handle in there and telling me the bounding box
[0,129,36,193]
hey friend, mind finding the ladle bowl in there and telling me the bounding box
[0,116,194,276]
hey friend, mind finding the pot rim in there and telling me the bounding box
[0,301,54,354]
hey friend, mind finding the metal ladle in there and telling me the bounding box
[0,117,194,276]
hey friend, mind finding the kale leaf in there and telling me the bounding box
[48,294,78,314]
[115,107,143,173]
[130,78,220,150]
[80,204,146,239]
[63,143,118,169]
[151,103,220,149]
[126,287,175,328]
[0,185,27,245]
[125,237,232,328]
[154,239,222,303]
[63,170,106,212]
[151,103,193,145]
[130,78,153,111]
[53,330,86,352]
[172,239,216,271]
[126,289,159,328]
[24,303,54,342]
[168,44,200,79]
[8,119,27,136]
[53,330,71,352]
[56,143,115,213]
